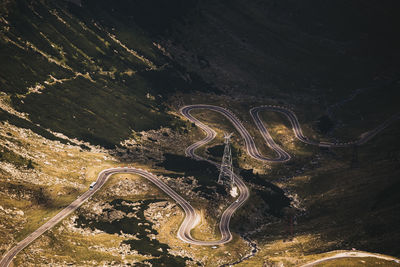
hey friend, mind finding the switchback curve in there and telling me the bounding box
[1,104,398,266]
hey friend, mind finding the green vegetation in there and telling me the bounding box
[75,198,190,266]
[0,179,82,242]
[0,0,215,147]
[0,144,32,168]
[0,108,70,144]
[206,144,225,158]
[240,169,291,217]
[76,199,160,238]
[1,0,399,265]
[160,153,219,187]
[0,182,48,206]
[12,76,178,148]
[207,144,241,167]
[159,153,227,196]
[246,122,400,261]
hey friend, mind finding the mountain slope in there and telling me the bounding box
[0,0,212,147]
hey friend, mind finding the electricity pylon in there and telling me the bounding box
[218,133,234,187]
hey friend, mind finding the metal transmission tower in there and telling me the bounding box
[218,133,234,187]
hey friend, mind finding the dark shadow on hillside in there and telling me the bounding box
[158,153,227,197]
[75,199,191,266]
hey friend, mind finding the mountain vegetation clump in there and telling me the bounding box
[0,0,214,148]
[0,0,399,266]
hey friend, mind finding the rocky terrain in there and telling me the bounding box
[1,0,399,266]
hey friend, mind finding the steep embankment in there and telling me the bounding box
[1,0,400,266]
[0,0,213,148]
[0,0,216,264]
[159,0,400,96]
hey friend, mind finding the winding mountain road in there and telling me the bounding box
[1,104,398,266]
[250,105,400,148]
[300,250,400,266]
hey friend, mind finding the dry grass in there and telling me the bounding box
[311,256,400,267]
[11,172,169,265]
[0,122,118,252]
[9,163,250,266]
[190,209,222,241]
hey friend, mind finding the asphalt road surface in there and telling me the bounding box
[250,105,400,148]
[1,165,237,267]
[1,104,398,266]
[300,250,400,266]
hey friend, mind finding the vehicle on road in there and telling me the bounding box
[2,104,397,267]
[89,182,96,190]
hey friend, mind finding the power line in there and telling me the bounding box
[218,132,234,188]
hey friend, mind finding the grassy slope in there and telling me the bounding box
[158,3,400,260]
[162,0,400,132]
[300,122,400,255]
[175,93,399,265]
[312,257,400,267]
[0,0,399,265]
[231,120,400,266]
[0,120,117,252]
[0,0,213,148]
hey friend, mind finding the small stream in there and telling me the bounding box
[219,234,259,267]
